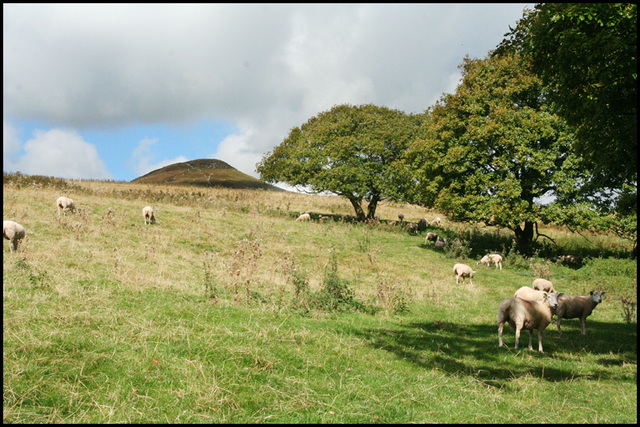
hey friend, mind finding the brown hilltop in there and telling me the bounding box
[130,159,286,191]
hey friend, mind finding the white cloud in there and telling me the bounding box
[3,126,114,180]
[129,137,188,177]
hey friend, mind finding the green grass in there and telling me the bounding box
[3,176,637,423]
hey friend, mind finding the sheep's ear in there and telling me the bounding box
[590,290,594,295]
[558,292,564,298]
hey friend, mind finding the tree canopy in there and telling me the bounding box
[406,54,586,255]
[495,3,637,212]
[256,104,421,220]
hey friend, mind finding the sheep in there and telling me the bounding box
[478,253,503,270]
[513,286,547,302]
[453,263,475,285]
[555,291,605,335]
[532,278,555,293]
[434,237,447,247]
[296,213,311,222]
[497,292,561,353]
[3,220,26,252]
[56,196,76,216]
[425,232,438,245]
[430,217,442,227]
[398,213,404,222]
[417,218,429,231]
[406,223,418,234]
[142,206,156,225]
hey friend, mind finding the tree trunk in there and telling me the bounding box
[366,195,380,219]
[347,197,366,221]
[514,221,535,256]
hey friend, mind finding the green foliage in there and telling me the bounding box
[496,3,637,206]
[407,54,584,255]
[257,104,422,220]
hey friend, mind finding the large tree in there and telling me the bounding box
[257,104,420,221]
[406,54,586,255]
[495,3,637,213]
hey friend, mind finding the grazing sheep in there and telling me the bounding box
[398,213,404,222]
[430,217,442,227]
[556,291,605,335]
[3,220,26,252]
[296,213,311,222]
[513,286,547,302]
[425,232,438,245]
[434,237,447,247]
[319,216,330,223]
[417,218,429,230]
[497,292,561,353]
[56,196,76,216]
[406,223,418,234]
[453,263,475,285]
[532,278,555,293]
[478,253,503,270]
[142,206,156,225]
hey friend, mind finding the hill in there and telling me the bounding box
[130,158,287,191]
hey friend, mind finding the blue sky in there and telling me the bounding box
[3,4,533,183]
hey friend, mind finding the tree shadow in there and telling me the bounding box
[352,319,636,388]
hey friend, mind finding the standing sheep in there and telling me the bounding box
[3,220,26,252]
[296,213,311,222]
[56,196,76,216]
[513,286,548,302]
[556,291,605,335]
[497,292,561,353]
[142,206,156,225]
[453,263,476,285]
[425,232,438,245]
[532,278,555,293]
[398,213,404,222]
[478,253,503,270]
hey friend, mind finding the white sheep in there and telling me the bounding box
[434,237,447,247]
[430,217,442,227]
[478,253,503,270]
[513,286,547,302]
[3,220,26,252]
[453,263,475,285]
[296,213,311,222]
[142,206,156,225]
[56,196,76,216]
[425,232,438,245]
[555,291,605,335]
[497,292,561,353]
[532,278,555,293]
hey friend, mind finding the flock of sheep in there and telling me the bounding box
[5,199,606,355]
[3,196,157,253]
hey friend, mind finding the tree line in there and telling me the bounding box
[257,4,637,256]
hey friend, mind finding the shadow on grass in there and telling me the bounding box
[353,319,636,388]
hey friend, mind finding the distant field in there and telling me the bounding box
[3,176,637,423]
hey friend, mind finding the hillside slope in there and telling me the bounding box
[130,158,286,191]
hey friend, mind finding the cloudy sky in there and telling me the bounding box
[3,3,532,183]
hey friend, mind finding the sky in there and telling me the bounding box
[3,3,533,184]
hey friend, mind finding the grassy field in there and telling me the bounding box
[3,175,637,423]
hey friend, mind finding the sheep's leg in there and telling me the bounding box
[527,330,533,350]
[580,318,586,335]
[556,317,563,335]
[537,330,544,353]
[514,328,520,349]
[498,323,504,347]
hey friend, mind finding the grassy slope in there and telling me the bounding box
[3,179,637,423]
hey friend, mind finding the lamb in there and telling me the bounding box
[478,253,503,270]
[513,286,547,302]
[296,213,311,222]
[406,223,418,234]
[430,217,442,227]
[532,278,555,293]
[3,220,26,252]
[56,196,76,216]
[425,232,438,245]
[434,237,447,247]
[142,206,156,225]
[497,292,561,353]
[453,263,475,285]
[555,291,605,335]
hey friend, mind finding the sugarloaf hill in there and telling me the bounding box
[130,159,286,191]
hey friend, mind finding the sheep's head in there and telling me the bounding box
[590,291,605,304]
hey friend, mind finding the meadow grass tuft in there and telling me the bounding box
[3,175,637,423]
